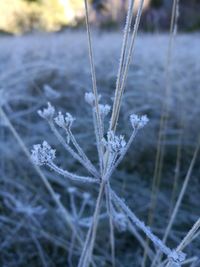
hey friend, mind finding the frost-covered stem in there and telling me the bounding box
[110,0,144,132]
[78,181,106,267]
[128,223,154,261]
[69,193,77,218]
[176,218,200,253]
[166,218,200,267]
[78,198,89,218]
[92,110,103,173]
[49,121,99,179]
[68,193,78,267]
[110,0,134,130]
[84,0,104,151]
[160,257,198,267]
[111,189,173,257]
[47,161,98,183]
[105,184,115,267]
[68,129,99,177]
[151,140,200,267]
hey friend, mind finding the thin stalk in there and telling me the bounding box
[110,0,145,132]
[47,161,98,183]
[84,0,104,169]
[69,129,99,177]
[105,184,115,267]
[49,121,99,179]
[78,181,106,267]
[110,0,135,130]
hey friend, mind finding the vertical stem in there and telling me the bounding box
[84,0,104,170]
[78,181,106,267]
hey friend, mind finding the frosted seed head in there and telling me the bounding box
[38,102,55,121]
[130,114,149,129]
[54,111,65,128]
[99,104,111,117]
[104,131,126,154]
[85,92,101,106]
[54,112,75,130]
[31,141,56,166]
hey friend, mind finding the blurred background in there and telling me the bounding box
[0,0,200,34]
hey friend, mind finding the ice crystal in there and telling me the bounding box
[85,92,101,106]
[31,141,56,166]
[169,250,186,264]
[130,114,149,129]
[54,111,75,130]
[103,131,126,154]
[38,102,55,121]
[99,104,111,117]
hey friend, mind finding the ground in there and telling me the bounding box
[0,31,200,266]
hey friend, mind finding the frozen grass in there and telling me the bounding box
[0,26,200,267]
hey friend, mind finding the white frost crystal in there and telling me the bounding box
[104,131,126,154]
[99,104,111,117]
[54,111,75,130]
[31,141,56,166]
[85,92,101,106]
[169,250,186,264]
[38,102,55,121]
[130,114,149,129]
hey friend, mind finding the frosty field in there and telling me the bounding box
[0,31,200,266]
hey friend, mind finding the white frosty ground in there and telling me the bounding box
[0,32,200,267]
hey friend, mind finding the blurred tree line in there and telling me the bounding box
[0,0,199,34]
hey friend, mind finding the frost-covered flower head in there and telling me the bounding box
[31,141,56,166]
[130,114,149,130]
[54,111,75,130]
[38,102,55,121]
[103,131,126,154]
[99,104,111,117]
[85,92,101,106]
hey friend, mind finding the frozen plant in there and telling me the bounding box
[30,0,189,266]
